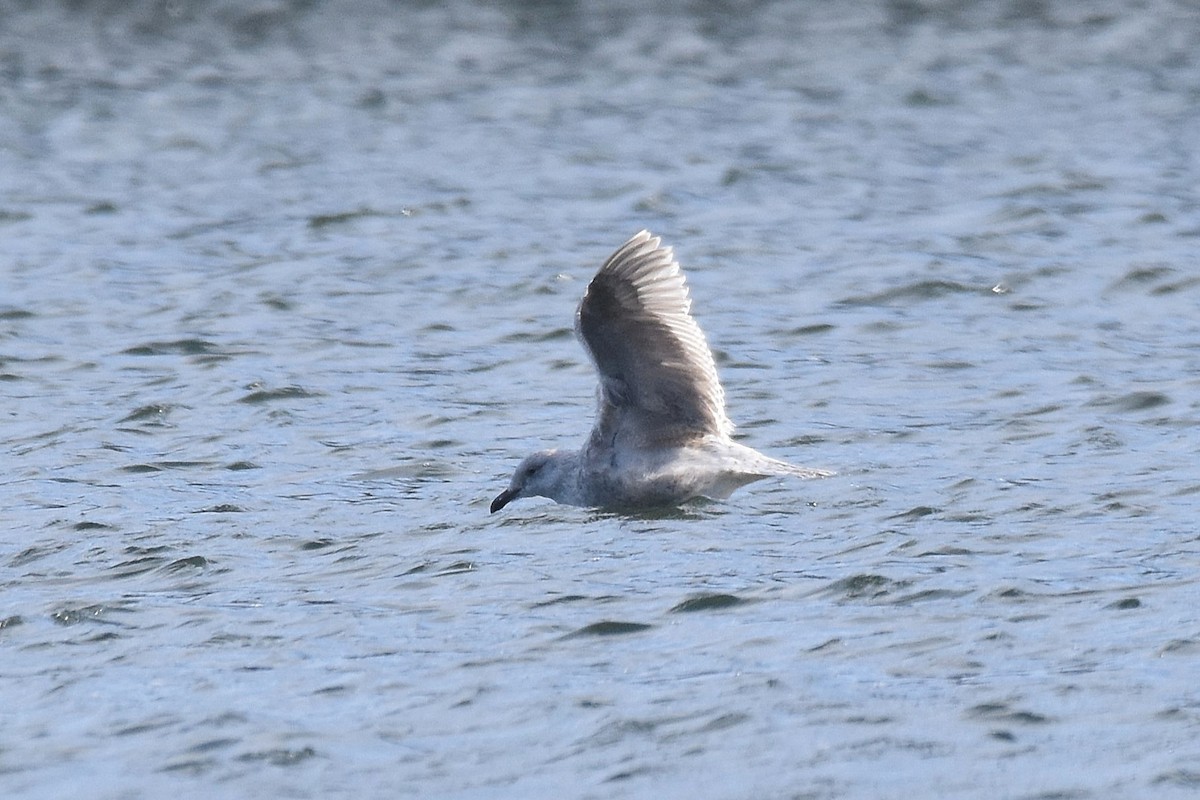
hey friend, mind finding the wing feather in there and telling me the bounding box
[575,231,733,444]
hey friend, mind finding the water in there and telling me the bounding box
[3,1,1200,797]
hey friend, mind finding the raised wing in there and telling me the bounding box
[575,231,733,444]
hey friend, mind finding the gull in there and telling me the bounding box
[490,231,831,513]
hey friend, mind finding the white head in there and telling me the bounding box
[490,449,578,512]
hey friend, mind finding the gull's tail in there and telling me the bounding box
[770,459,835,480]
[727,441,833,480]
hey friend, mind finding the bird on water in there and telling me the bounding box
[490,230,831,513]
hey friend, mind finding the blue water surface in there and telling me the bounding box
[3,1,1200,797]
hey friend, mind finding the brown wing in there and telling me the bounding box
[575,231,732,445]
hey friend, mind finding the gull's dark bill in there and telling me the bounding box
[490,487,519,513]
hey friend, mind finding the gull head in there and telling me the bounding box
[490,449,577,513]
